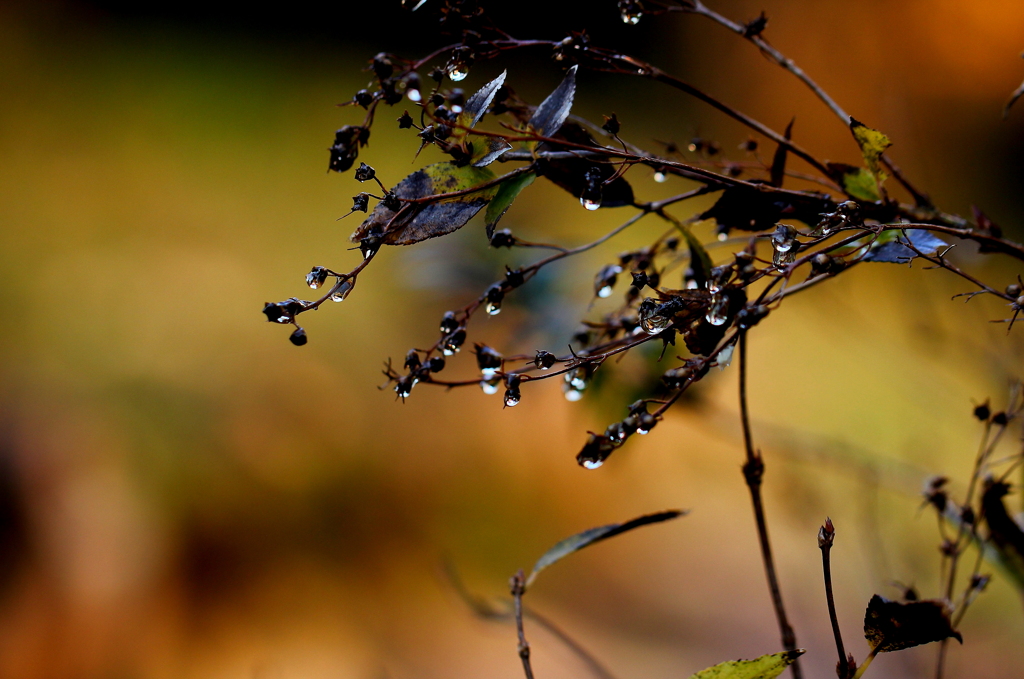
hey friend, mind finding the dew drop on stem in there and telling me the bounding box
[330,279,354,302]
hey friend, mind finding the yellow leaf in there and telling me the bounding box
[849,117,892,177]
[688,650,805,679]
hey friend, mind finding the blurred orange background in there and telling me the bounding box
[1,1,1023,678]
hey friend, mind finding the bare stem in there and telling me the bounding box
[738,331,803,679]
[819,518,852,679]
[510,570,535,679]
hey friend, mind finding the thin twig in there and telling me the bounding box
[819,518,852,679]
[511,570,535,679]
[738,331,803,679]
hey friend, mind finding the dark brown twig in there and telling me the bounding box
[818,518,853,679]
[510,570,535,679]
[738,331,803,679]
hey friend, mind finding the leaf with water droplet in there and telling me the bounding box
[485,172,535,238]
[863,229,946,263]
[525,509,686,588]
[700,185,831,235]
[471,136,513,167]
[686,650,806,679]
[350,162,498,246]
[528,65,577,138]
[863,595,961,652]
[536,122,634,208]
[849,117,892,180]
[460,70,507,131]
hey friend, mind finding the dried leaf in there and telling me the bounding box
[971,205,1005,253]
[471,136,513,167]
[849,117,892,179]
[485,172,535,238]
[700,184,831,235]
[529,65,577,138]
[863,229,946,263]
[525,510,685,588]
[461,70,507,130]
[1003,75,1024,119]
[682,226,713,290]
[981,479,1024,589]
[769,118,794,188]
[864,595,961,652]
[937,490,1024,595]
[350,162,498,246]
[536,122,634,208]
[688,650,805,679]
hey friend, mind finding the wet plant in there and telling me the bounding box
[262,2,1024,677]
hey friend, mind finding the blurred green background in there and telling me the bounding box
[1,1,1023,677]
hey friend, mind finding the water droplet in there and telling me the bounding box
[442,347,455,356]
[582,459,603,469]
[480,378,500,395]
[593,264,621,298]
[503,391,520,407]
[306,267,328,290]
[705,293,729,326]
[407,88,422,103]
[451,105,463,114]
[773,247,796,270]
[449,65,469,81]
[486,301,502,315]
[653,171,667,183]
[614,9,638,24]
[636,413,657,434]
[581,196,601,211]
[771,224,798,269]
[714,343,736,370]
[638,298,671,335]
[330,279,354,302]
[563,370,587,401]
[717,232,729,242]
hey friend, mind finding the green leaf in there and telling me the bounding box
[839,166,881,202]
[470,136,513,167]
[525,509,685,588]
[350,162,498,246]
[687,650,805,679]
[863,595,961,653]
[485,172,535,238]
[849,117,892,178]
[529,65,577,138]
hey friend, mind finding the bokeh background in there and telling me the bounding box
[1,1,1023,677]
